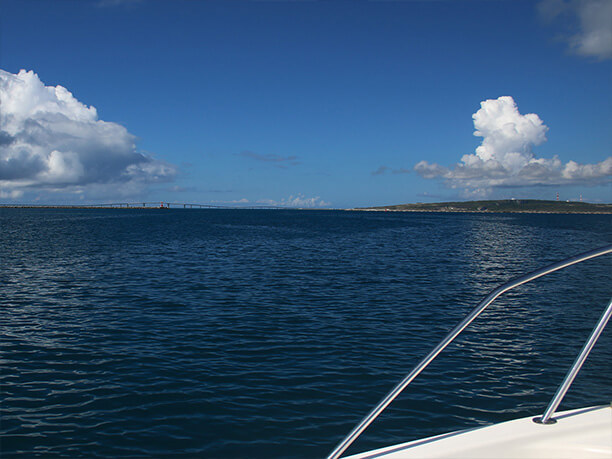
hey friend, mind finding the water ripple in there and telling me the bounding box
[1,209,610,458]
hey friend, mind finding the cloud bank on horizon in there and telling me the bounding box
[213,194,330,208]
[0,69,176,199]
[415,96,611,197]
[267,194,330,208]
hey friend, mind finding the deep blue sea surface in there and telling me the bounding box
[1,209,611,458]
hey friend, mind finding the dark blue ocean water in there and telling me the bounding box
[1,209,610,458]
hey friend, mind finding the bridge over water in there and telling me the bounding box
[0,202,308,210]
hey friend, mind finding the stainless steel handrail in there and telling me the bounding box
[327,244,612,459]
[535,298,612,424]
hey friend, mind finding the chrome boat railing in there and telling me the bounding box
[535,297,612,425]
[328,245,612,459]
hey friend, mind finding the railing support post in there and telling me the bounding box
[535,298,612,425]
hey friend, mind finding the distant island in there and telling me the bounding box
[354,199,612,214]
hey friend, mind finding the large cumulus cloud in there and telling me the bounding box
[0,69,176,199]
[415,96,611,195]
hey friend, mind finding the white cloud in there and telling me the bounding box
[210,195,330,208]
[470,96,548,167]
[210,198,250,204]
[0,69,176,199]
[0,189,23,199]
[257,193,331,208]
[539,0,612,60]
[415,96,611,193]
[283,194,330,208]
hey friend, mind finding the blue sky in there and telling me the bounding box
[1,0,610,207]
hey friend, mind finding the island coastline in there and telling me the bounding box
[350,199,612,214]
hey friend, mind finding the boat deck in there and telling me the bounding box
[347,405,612,459]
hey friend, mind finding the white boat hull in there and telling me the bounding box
[347,405,612,459]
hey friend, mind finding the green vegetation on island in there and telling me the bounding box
[356,200,612,214]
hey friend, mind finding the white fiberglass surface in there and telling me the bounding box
[347,405,612,459]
